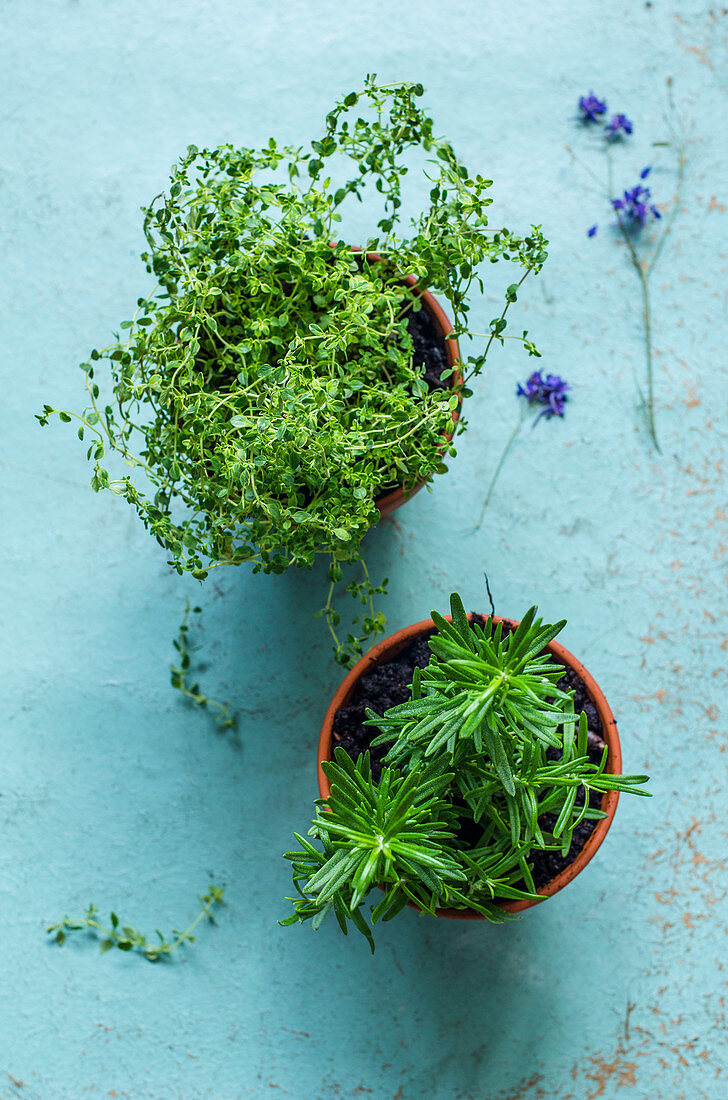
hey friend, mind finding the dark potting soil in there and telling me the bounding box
[371,305,451,501]
[406,304,450,391]
[331,616,608,891]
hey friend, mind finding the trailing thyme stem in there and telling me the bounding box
[323,574,341,651]
[463,267,534,388]
[360,558,376,639]
[322,555,387,666]
[171,601,236,729]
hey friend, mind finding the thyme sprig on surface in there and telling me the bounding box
[38,77,546,665]
[47,885,224,962]
[282,595,649,949]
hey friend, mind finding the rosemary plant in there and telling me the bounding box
[282,595,649,949]
[38,77,546,665]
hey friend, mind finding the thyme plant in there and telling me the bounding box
[38,77,546,664]
[282,595,649,949]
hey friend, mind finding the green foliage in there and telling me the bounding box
[37,77,546,664]
[47,885,224,962]
[282,594,650,947]
[281,749,469,952]
[171,600,236,728]
[316,559,389,666]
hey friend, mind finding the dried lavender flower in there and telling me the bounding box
[578,92,608,121]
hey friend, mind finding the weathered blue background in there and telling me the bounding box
[2,2,727,1097]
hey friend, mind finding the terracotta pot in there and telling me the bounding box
[317,614,622,919]
[347,250,463,519]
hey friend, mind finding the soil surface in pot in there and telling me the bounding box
[331,616,608,890]
[372,304,453,500]
[406,306,450,392]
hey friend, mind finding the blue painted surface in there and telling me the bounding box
[2,2,727,1097]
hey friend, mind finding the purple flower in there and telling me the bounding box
[640,166,651,179]
[578,92,608,121]
[587,224,598,237]
[517,371,570,420]
[612,182,662,227]
[605,113,633,137]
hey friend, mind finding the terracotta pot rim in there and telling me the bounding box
[317,613,622,920]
